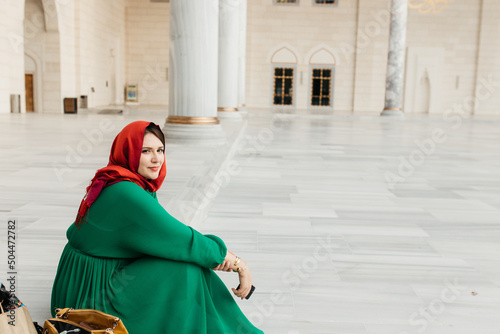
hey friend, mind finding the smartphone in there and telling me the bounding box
[236,284,256,300]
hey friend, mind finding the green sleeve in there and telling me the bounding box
[69,181,227,268]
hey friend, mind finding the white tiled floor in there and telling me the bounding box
[1,108,500,333]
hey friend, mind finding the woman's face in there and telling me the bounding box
[137,132,165,180]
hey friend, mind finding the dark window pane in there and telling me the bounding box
[284,78,292,92]
[311,67,333,107]
[276,87,283,95]
[326,0,335,3]
[312,79,321,94]
[322,80,330,94]
[273,67,294,106]
[275,78,283,90]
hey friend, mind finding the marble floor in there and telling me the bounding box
[1,107,500,333]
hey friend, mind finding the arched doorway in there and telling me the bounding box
[414,71,430,113]
[24,54,37,112]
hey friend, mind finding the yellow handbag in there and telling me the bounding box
[43,308,129,334]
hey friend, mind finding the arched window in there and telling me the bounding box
[308,48,335,108]
[271,47,298,107]
[311,68,332,107]
[273,67,294,105]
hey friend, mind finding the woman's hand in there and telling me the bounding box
[212,261,232,272]
[217,250,254,299]
[232,268,252,300]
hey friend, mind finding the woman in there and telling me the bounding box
[51,121,263,334]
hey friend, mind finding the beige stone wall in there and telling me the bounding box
[406,0,482,115]
[24,0,64,113]
[24,0,46,113]
[352,0,390,113]
[125,0,169,106]
[75,0,126,108]
[247,0,359,111]
[59,0,76,103]
[244,0,397,113]
[247,0,499,116]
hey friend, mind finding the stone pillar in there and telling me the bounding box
[237,0,248,109]
[217,0,240,117]
[381,0,408,117]
[164,0,224,139]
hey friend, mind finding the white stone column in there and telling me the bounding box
[165,0,224,139]
[217,0,240,117]
[381,0,408,117]
[237,0,247,109]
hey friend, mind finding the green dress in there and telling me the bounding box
[51,181,263,334]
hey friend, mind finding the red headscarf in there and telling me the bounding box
[75,121,166,227]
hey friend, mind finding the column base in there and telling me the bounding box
[236,104,248,113]
[163,123,226,143]
[166,115,220,125]
[381,108,405,118]
[217,111,243,120]
[217,107,238,112]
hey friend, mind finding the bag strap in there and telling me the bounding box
[55,308,72,319]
